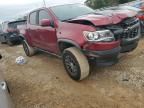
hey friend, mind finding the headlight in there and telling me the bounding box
[83,30,115,42]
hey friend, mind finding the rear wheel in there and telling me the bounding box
[7,38,13,46]
[23,40,35,56]
[63,47,90,81]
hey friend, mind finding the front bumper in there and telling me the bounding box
[0,33,7,43]
[83,46,121,66]
[140,20,144,34]
[9,35,22,43]
[121,38,139,53]
[119,20,141,53]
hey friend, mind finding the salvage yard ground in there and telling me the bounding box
[0,38,144,108]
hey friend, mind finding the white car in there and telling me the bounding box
[0,55,14,108]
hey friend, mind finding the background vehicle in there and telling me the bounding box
[0,54,14,108]
[131,0,144,10]
[0,22,9,43]
[0,20,26,46]
[21,4,141,81]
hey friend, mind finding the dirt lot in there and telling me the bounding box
[0,39,144,108]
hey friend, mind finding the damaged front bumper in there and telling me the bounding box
[83,46,121,66]
[120,37,139,53]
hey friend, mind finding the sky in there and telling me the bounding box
[0,0,86,22]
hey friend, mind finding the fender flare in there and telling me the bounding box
[58,39,81,49]
[19,34,33,47]
[19,34,25,40]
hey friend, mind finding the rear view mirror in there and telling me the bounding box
[40,19,51,26]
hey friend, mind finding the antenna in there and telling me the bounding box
[43,0,46,7]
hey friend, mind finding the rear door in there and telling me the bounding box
[28,11,42,47]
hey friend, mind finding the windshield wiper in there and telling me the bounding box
[61,18,75,22]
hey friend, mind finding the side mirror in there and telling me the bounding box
[40,19,51,26]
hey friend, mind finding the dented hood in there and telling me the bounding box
[69,10,137,26]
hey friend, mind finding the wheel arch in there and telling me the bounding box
[58,39,81,53]
[19,34,25,40]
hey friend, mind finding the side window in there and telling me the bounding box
[29,12,37,25]
[39,10,51,25]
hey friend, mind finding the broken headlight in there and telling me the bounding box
[83,30,115,42]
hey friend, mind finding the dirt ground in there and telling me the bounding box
[0,39,144,108]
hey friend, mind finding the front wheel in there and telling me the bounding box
[7,38,14,46]
[22,40,36,57]
[63,47,90,81]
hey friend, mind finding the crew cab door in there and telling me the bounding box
[37,9,58,53]
[28,11,41,47]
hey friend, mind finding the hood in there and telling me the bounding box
[68,10,137,26]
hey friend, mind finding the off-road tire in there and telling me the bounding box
[23,40,35,57]
[63,47,90,81]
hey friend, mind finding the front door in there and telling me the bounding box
[37,9,58,53]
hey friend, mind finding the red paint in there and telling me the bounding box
[137,15,144,20]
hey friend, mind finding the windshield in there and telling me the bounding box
[50,4,95,21]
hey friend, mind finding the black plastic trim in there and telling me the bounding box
[58,39,81,49]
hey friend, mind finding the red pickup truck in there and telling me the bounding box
[21,4,141,81]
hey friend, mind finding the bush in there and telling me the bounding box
[85,0,135,9]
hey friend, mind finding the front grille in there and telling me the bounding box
[114,27,139,40]
[105,17,140,40]
[120,17,139,39]
[121,17,139,28]
[122,27,139,39]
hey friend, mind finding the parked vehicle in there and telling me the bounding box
[136,11,144,34]
[0,20,26,46]
[131,0,144,10]
[21,4,141,80]
[0,54,14,108]
[122,0,144,10]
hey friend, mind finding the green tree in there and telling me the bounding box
[85,0,135,9]
[119,0,129,4]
